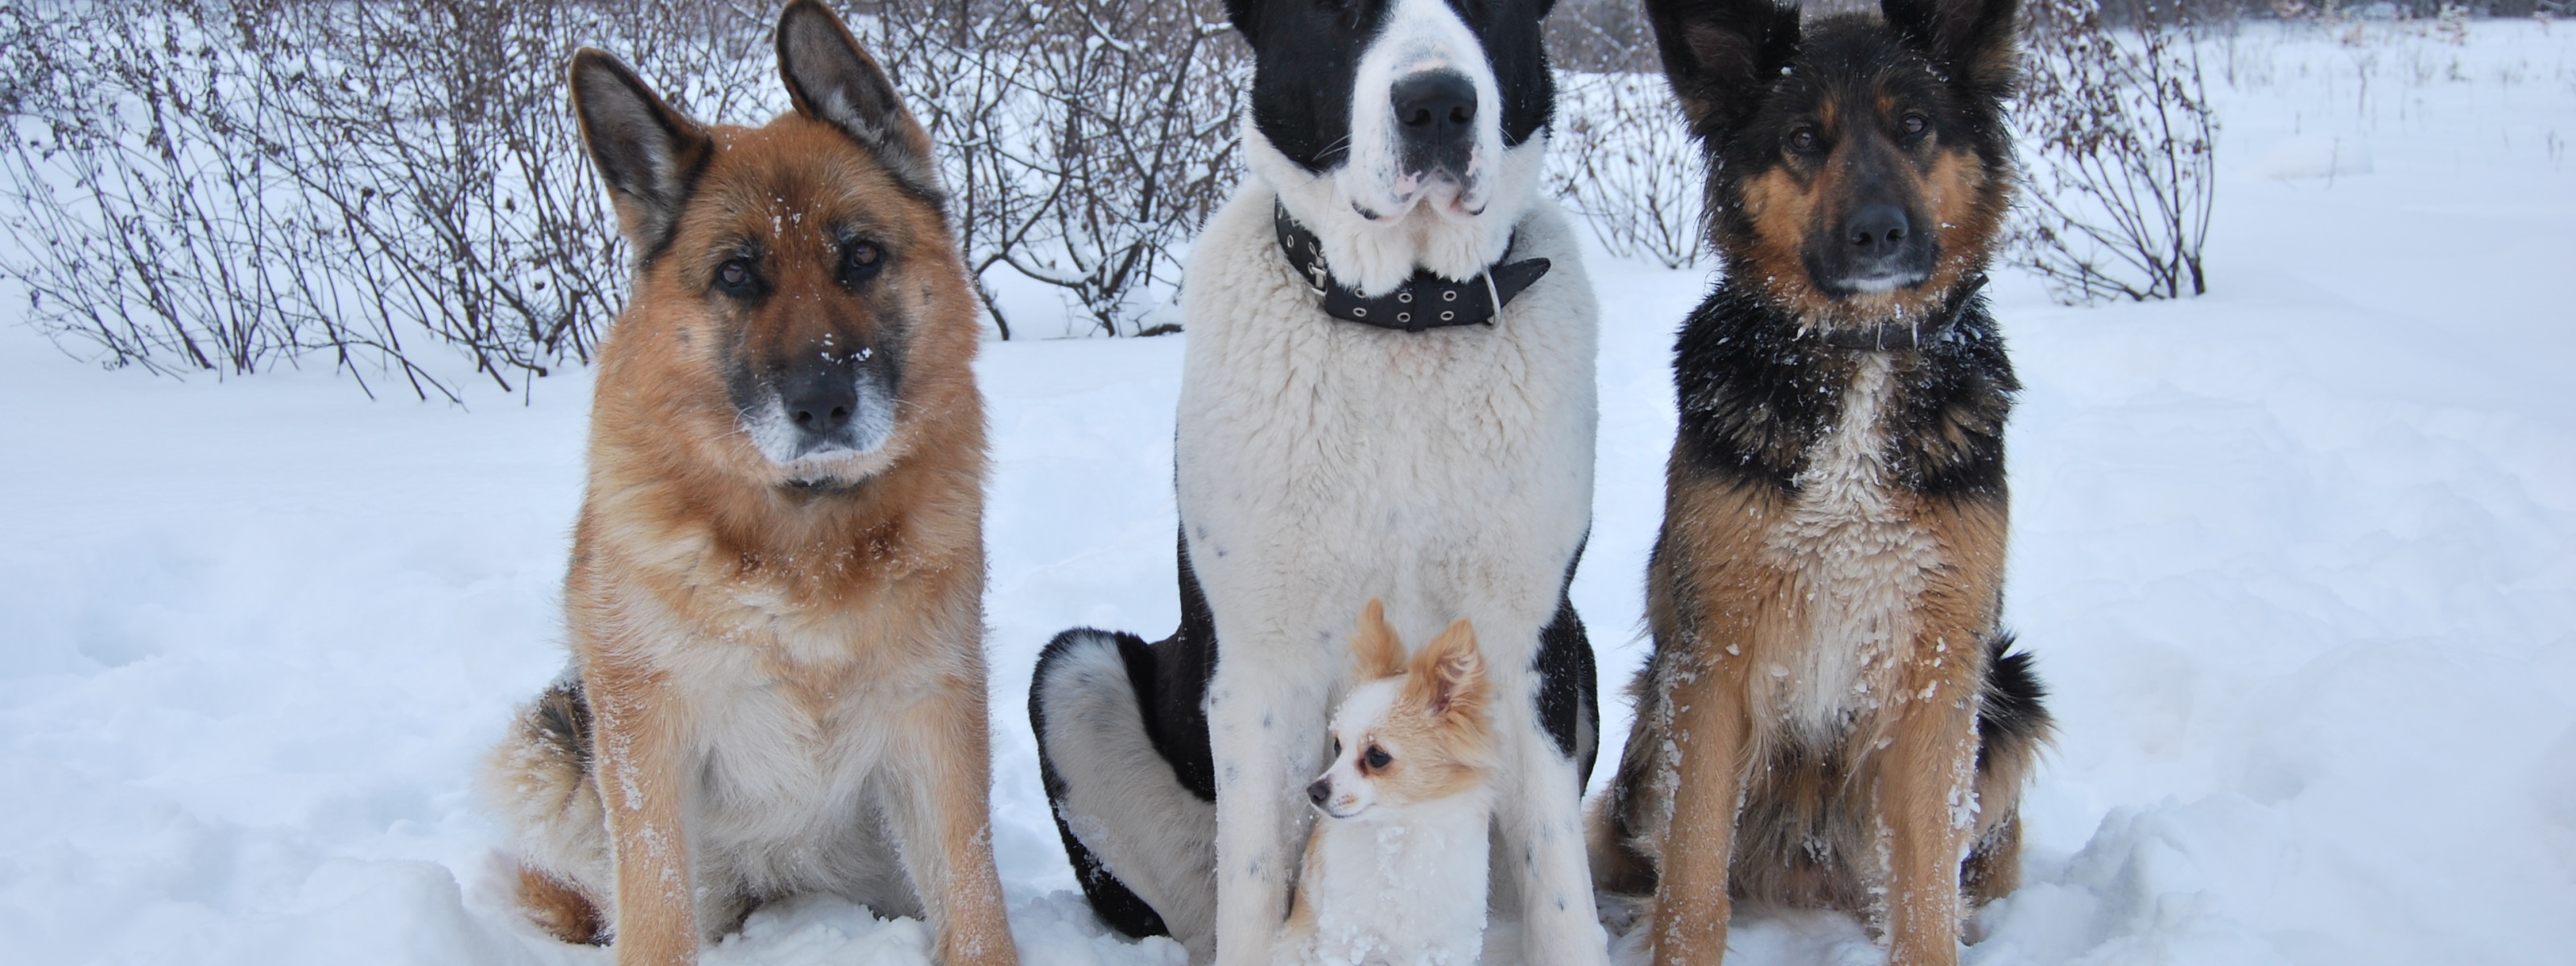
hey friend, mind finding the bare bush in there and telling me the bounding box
[2014,0,2220,303]
[1548,72,1704,268]
[873,0,1241,337]
[1543,0,1707,268]
[0,0,1241,395]
[0,0,772,398]
[1546,0,1661,72]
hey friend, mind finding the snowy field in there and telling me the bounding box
[4,18,2574,966]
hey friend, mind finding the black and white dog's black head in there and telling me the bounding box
[1229,0,1558,295]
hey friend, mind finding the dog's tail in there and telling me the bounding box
[479,675,611,944]
[1030,628,1216,953]
[1965,632,2052,903]
[1975,631,2052,770]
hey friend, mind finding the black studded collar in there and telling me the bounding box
[1272,202,1551,333]
[1810,274,1989,351]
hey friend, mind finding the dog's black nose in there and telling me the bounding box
[782,365,859,436]
[1846,204,1911,255]
[1307,779,1331,807]
[1391,70,1476,146]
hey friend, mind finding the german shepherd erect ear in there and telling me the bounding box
[568,48,713,262]
[775,0,947,212]
[1881,0,2021,97]
[1642,0,1802,135]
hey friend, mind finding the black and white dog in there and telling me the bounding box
[1029,1,1603,964]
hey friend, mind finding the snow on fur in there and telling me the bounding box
[1,19,2572,966]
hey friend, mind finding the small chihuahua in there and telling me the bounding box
[1281,600,1501,966]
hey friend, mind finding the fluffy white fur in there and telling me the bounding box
[1283,679,1494,966]
[480,581,986,939]
[1036,631,1222,963]
[1177,153,1604,966]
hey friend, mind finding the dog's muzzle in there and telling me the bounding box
[1392,69,1477,186]
[742,353,898,476]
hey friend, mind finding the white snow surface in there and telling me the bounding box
[3,20,2573,966]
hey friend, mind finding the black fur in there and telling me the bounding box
[1225,0,1558,171]
[1671,279,2017,497]
[1037,525,1596,940]
[1534,538,1600,786]
[1653,0,2019,299]
[1030,631,1174,940]
[1661,2,2018,183]
[1026,529,1223,941]
[1142,530,1222,803]
[1600,0,2046,918]
[1034,0,1593,940]
[1644,0,1803,135]
[531,675,594,773]
[1975,633,2050,768]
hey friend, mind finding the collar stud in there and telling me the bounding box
[1271,202,1550,332]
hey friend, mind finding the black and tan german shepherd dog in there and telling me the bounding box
[1587,1,2051,964]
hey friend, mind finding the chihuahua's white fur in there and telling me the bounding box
[1282,679,1494,966]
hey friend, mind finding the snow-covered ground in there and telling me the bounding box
[4,18,2572,966]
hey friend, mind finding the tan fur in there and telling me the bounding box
[517,865,607,945]
[1596,456,2032,966]
[1350,599,1409,681]
[1732,142,1996,331]
[481,14,1013,966]
[1604,7,2041,961]
[1376,617,1498,803]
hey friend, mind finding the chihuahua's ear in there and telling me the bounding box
[1643,0,1803,135]
[1881,0,2019,97]
[776,0,947,209]
[568,48,712,262]
[1351,599,1407,681]
[1409,618,1487,719]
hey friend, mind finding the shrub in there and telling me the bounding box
[0,0,1241,395]
[2013,0,2221,303]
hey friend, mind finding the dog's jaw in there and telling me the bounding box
[1247,117,1545,298]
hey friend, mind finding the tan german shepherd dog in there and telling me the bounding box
[478,4,1013,965]
[1587,0,2051,964]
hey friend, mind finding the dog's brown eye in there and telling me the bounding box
[1363,745,1391,770]
[1900,113,1929,137]
[714,258,757,296]
[1788,126,1820,153]
[842,241,886,287]
[1332,738,1343,756]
